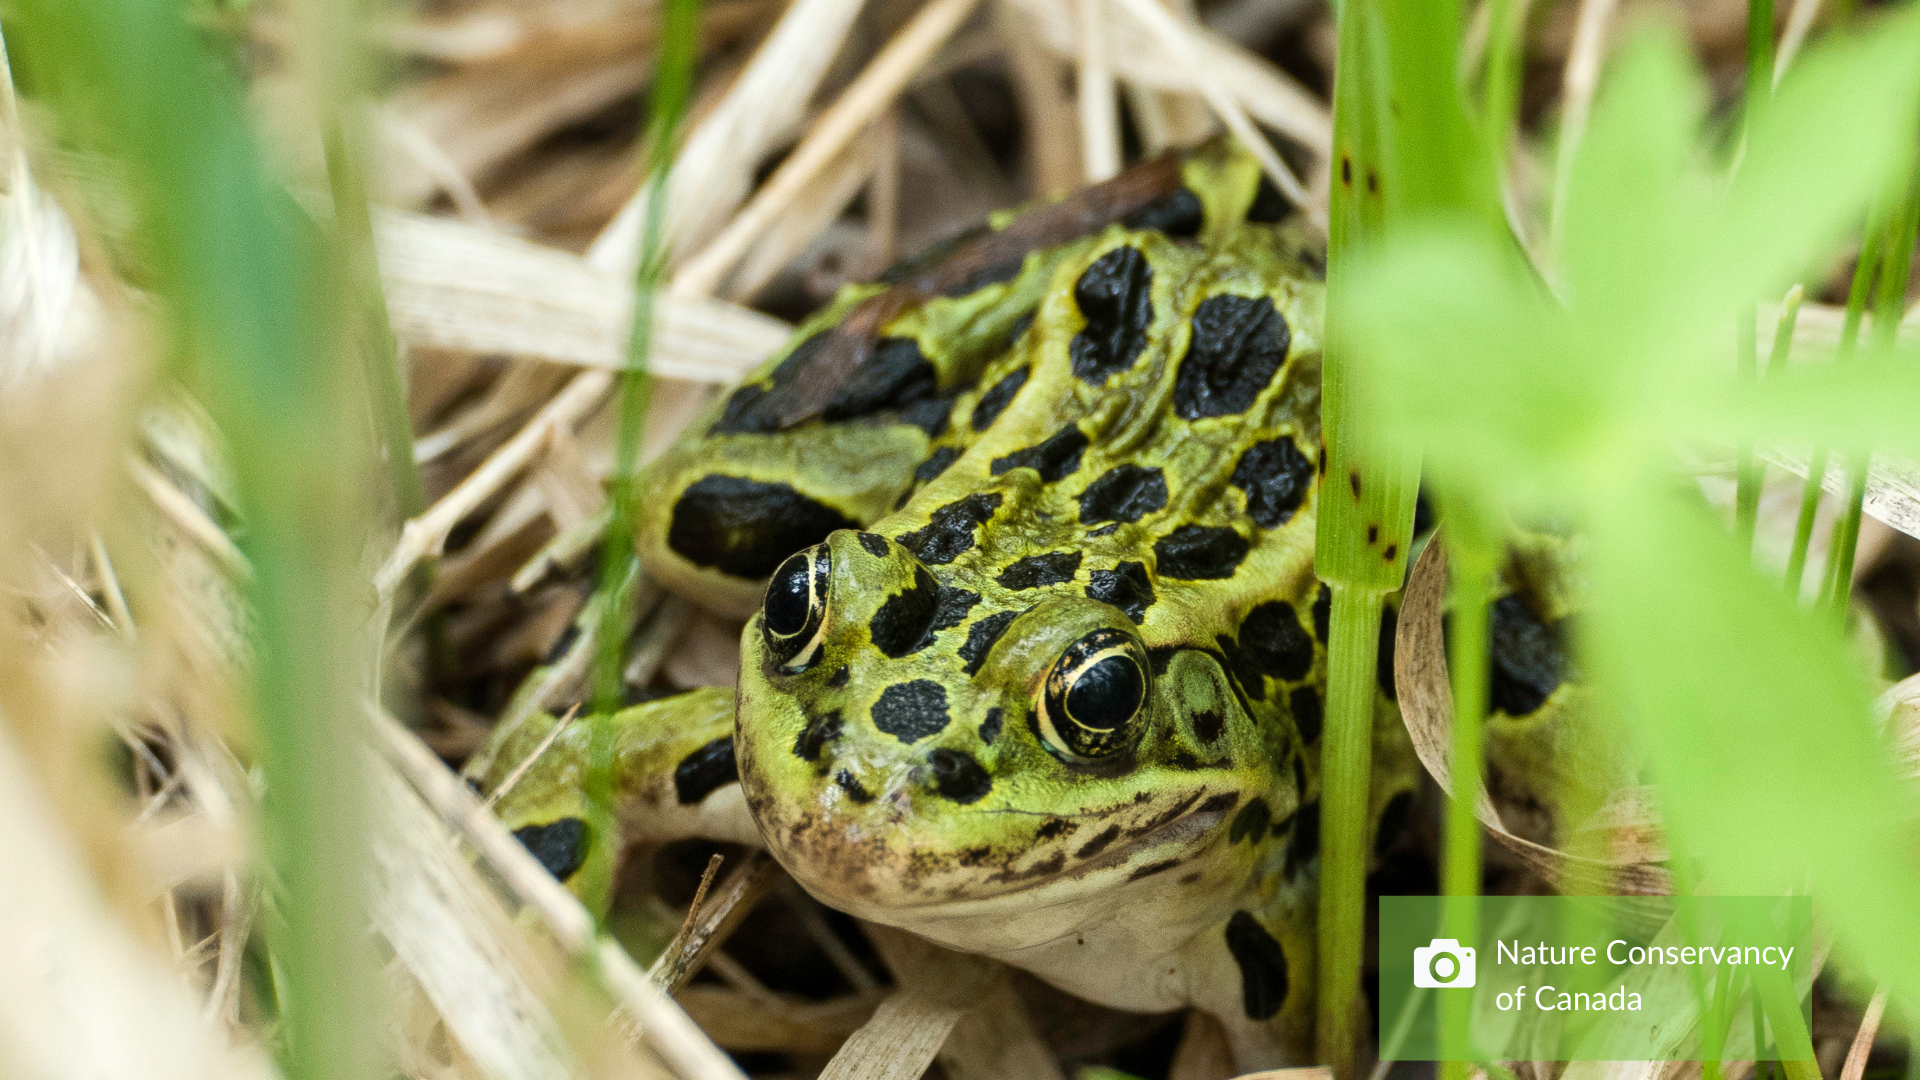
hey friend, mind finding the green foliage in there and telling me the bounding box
[1340,3,1920,1000]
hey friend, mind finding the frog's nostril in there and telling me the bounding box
[927,748,993,803]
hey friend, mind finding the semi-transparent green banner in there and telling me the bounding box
[1378,895,1812,1062]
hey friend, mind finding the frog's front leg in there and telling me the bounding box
[479,687,759,907]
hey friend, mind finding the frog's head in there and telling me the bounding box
[734,528,1300,954]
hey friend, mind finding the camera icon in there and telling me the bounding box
[1413,938,1476,988]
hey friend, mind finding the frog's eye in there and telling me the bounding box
[763,545,830,672]
[1036,628,1150,761]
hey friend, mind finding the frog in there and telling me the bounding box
[478,137,1440,1070]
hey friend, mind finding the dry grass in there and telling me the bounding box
[3,0,1919,1078]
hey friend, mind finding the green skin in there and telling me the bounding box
[482,142,1427,1068]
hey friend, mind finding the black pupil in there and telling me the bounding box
[764,554,814,637]
[1065,655,1144,731]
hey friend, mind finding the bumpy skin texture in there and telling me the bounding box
[483,141,1424,1068]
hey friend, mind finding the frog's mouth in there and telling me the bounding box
[762,780,1248,924]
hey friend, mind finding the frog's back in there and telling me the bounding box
[636,140,1322,622]
[875,222,1328,686]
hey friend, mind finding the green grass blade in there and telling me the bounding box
[576,0,703,919]
[1317,0,1498,1069]
[323,121,422,523]
[1824,165,1920,623]
[1316,580,1390,1077]
[1437,514,1494,1080]
[1730,0,1783,551]
[1734,303,1761,553]
[13,2,381,1078]
[1744,0,1773,139]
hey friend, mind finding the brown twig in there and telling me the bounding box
[647,850,784,994]
[1837,987,1889,1080]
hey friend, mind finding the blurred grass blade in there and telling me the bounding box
[578,0,704,919]
[1788,242,1875,597]
[1588,483,1920,990]
[1717,5,1920,312]
[1743,0,1773,140]
[1824,165,1919,623]
[1734,304,1760,552]
[13,1,381,1079]
[1438,507,1497,1080]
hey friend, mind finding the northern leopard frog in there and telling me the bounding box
[477,138,1571,1067]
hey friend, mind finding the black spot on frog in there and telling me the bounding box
[793,709,845,762]
[1154,525,1249,580]
[871,679,951,742]
[1123,186,1204,238]
[991,424,1090,483]
[1225,910,1289,1020]
[999,552,1082,589]
[928,748,993,803]
[1489,594,1568,715]
[897,493,1003,565]
[711,332,941,435]
[1223,601,1314,695]
[674,736,739,804]
[1174,294,1291,419]
[1078,464,1169,525]
[913,446,962,486]
[870,566,940,658]
[959,610,1020,674]
[709,333,825,435]
[1247,174,1289,222]
[1282,799,1319,879]
[1231,437,1315,528]
[513,817,590,882]
[1086,560,1155,623]
[669,475,859,579]
[971,366,1030,431]
[1075,824,1122,859]
[821,337,937,422]
[979,707,1004,745]
[836,770,875,803]
[1069,246,1154,384]
[1229,798,1270,844]
[1288,685,1322,744]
